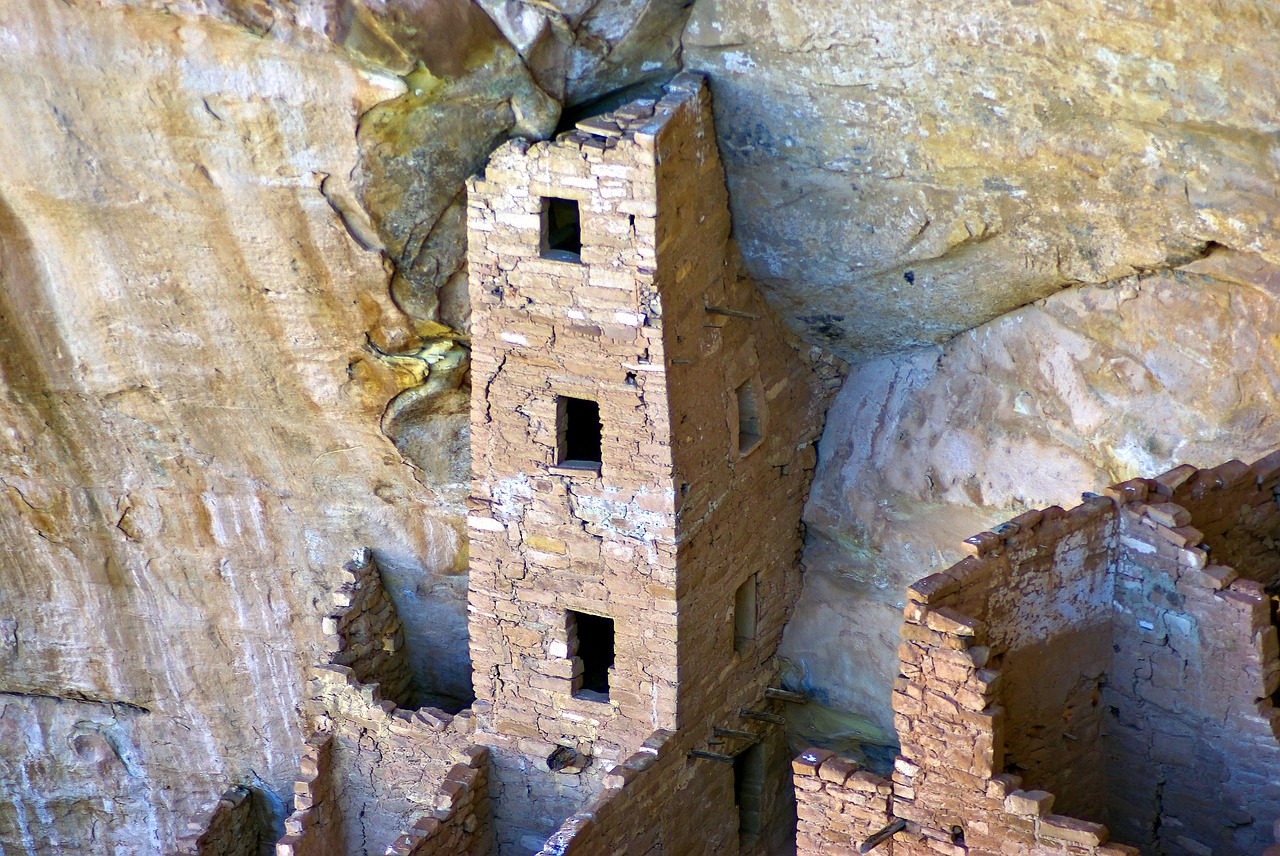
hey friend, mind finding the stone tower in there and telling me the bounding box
[465,73,829,854]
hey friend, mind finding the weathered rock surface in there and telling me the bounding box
[784,249,1280,732]
[684,0,1280,355]
[0,1,470,848]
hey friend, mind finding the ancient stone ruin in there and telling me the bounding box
[795,455,1280,856]
[151,69,1280,856]
[153,69,1280,856]
[175,73,834,855]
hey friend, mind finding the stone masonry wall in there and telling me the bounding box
[466,75,683,854]
[465,72,829,854]
[275,734,340,856]
[171,785,264,856]
[323,548,414,709]
[383,746,493,856]
[274,553,474,856]
[793,748,894,855]
[534,730,676,856]
[286,663,471,855]
[1103,460,1280,854]
[796,454,1280,855]
[902,496,1118,823]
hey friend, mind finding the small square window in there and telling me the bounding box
[542,197,581,262]
[734,575,757,653]
[736,380,762,455]
[557,396,602,468]
[567,610,614,701]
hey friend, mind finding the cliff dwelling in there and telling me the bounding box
[2,2,1280,856]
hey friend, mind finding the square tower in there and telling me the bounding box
[466,73,826,854]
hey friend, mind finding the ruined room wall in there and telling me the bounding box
[294,663,472,855]
[915,499,1118,822]
[1165,455,1280,588]
[172,786,266,856]
[532,727,796,856]
[385,747,493,856]
[893,576,1127,855]
[1103,463,1280,855]
[849,458,1280,855]
[275,734,341,856]
[324,550,415,708]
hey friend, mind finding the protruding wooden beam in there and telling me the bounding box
[704,305,759,320]
[689,749,735,764]
[765,687,808,703]
[860,818,906,853]
[713,727,758,742]
[739,709,786,724]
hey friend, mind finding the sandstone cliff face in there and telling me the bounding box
[2,0,1279,849]
[684,0,1280,355]
[0,2,458,849]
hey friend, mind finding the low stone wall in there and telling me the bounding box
[324,548,414,708]
[385,746,493,856]
[275,733,339,856]
[533,731,676,856]
[793,748,893,854]
[171,785,262,856]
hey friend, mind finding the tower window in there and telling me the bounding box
[568,610,614,701]
[736,380,762,455]
[734,741,766,839]
[557,396,602,468]
[734,575,757,653]
[542,197,581,262]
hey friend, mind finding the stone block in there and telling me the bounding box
[1038,815,1108,846]
[793,748,836,777]
[1004,789,1054,816]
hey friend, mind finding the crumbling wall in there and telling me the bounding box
[384,746,493,856]
[170,786,265,856]
[275,734,340,856]
[1164,455,1280,588]
[324,549,414,709]
[1102,459,1280,854]
[275,552,474,856]
[909,498,1118,821]
[805,454,1280,855]
[289,664,471,855]
[534,731,676,856]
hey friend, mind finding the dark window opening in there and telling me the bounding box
[542,197,581,261]
[734,575,758,653]
[569,610,614,701]
[734,741,766,839]
[557,396,602,468]
[736,380,762,455]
